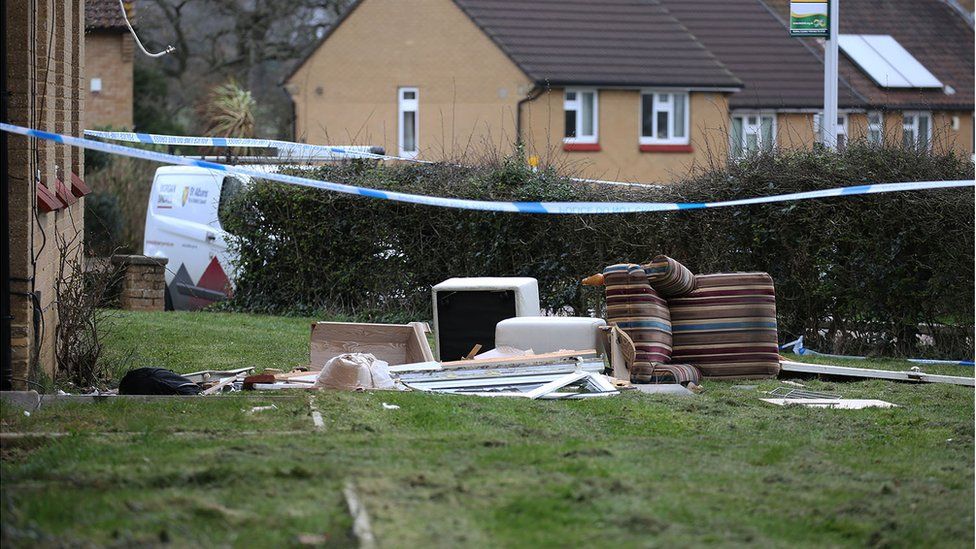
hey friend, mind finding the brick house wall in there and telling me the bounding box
[5,0,86,387]
[84,31,134,128]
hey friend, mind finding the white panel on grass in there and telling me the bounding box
[838,34,942,89]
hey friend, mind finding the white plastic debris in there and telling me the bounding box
[23,410,30,417]
[315,353,395,391]
[381,402,400,410]
[761,398,898,409]
[248,404,278,413]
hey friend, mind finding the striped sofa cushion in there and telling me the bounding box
[630,362,702,385]
[603,263,673,373]
[669,272,780,379]
[643,255,696,297]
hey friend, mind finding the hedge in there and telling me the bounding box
[221,143,975,359]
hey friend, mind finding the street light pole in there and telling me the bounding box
[822,0,839,149]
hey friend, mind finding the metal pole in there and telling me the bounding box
[822,0,839,149]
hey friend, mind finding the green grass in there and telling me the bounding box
[100,310,316,378]
[3,311,974,547]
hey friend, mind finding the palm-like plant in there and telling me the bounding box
[203,79,257,138]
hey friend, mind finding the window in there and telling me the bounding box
[564,89,598,144]
[730,113,775,157]
[815,113,849,150]
[398,87,419,158]
[90,78,102,93]
[867,111,884,145]
[640,91,689,145]
[903,111,932,150]
[217,176,245,232]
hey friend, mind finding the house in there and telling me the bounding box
[709,0,973,157]
[4,0,89,389]
[284,0,974,183]
[84,0,135,128]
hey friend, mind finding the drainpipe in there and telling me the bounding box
[1,0,12,391]
[515,84,543,145]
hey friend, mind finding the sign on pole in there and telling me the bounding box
[790,0,829,37]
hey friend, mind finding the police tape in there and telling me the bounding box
[85,129,668,186]
[83,129,395,161]
[6,122,974,215]
[781,336,975,367]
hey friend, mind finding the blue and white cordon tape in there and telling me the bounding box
[781,336,975,367]
[6,123,974,215]
[83,129,395,161]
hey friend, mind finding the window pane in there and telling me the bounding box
[403,91,416,100]
[566,91,577,101]
[403,111,416,152]
[658,93,669,103]
[903,127,915,148]
[746,132,758,152]
[581,93,594,136]
[657,111,669,139]
[641,94,654,137]
[869,129,881,144]
[869,112,881,125]
[761,116,774,150]
[564,109,576,138]
[673,94,686,138]
[918,115,929,146]
[748,116,757,126]
[731,117,743,157]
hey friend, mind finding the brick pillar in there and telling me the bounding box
[111,255,169,311]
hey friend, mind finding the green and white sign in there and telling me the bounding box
[790,0,829,36]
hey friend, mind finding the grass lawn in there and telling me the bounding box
[2,310,973,547]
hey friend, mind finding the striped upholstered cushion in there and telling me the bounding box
[630,362,702,384]
[643,255,696,297]
[604,264,702,383]
[669,272,780,379]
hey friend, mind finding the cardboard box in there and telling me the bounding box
[310,321,434,370]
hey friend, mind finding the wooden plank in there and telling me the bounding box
[780,360,975,387]
[439,349,598,368]
[201,374,240,395]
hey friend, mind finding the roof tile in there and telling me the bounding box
[453,0,742,88]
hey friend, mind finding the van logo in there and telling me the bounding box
[182,187,191,206]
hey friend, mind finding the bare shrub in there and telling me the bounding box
[53,227,125,389]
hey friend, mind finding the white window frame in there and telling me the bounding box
[814,112,849,150]
[563,89,599,144]
[902,111,932,150]
[398,87,419,159]
[730,112,776,157]
[867,111,884,145]
[639,90,690,145]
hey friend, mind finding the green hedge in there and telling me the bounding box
[222,144,975,359]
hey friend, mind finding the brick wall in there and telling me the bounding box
[111,255,168,312]
[5,0,86,387]
[84,31,133,128]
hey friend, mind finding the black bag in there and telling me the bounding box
[118,367,202,395]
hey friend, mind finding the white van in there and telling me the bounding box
[143,166,250,310]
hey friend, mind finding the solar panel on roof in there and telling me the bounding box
[838,34,943,89]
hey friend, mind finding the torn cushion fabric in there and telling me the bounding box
[643,255,696,297]
[603,263,675,381]
[669,272,780,379]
